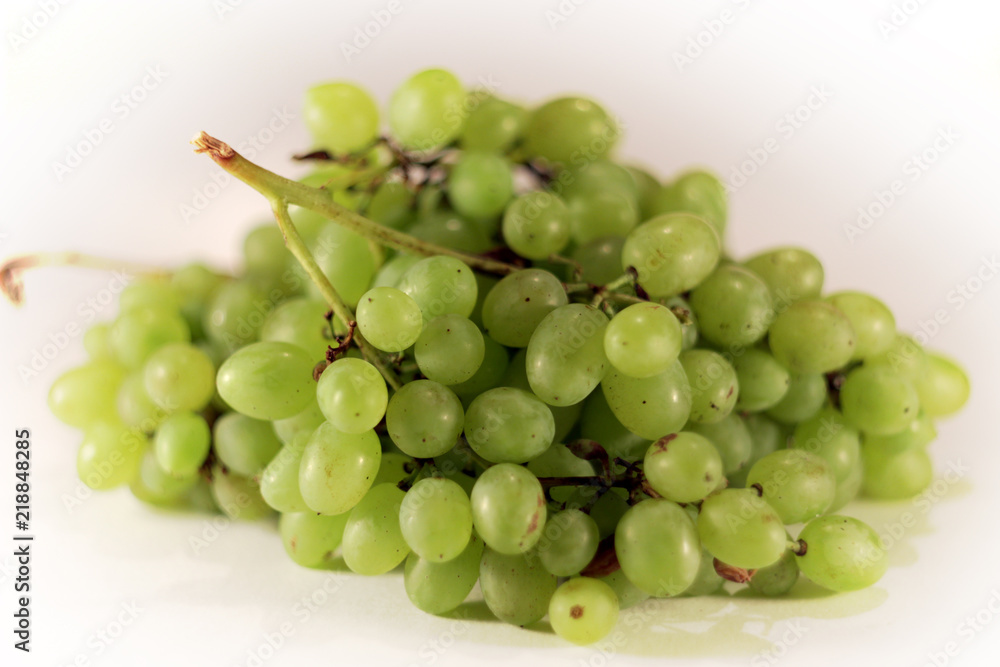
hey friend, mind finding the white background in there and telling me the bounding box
[2,1,1000,666]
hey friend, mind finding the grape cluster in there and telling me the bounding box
[47,69,970,647]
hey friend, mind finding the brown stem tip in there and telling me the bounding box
[191,132,235,161]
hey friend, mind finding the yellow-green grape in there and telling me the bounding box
[504,348,584,444]
[572,236,627,286]
[399,477,473,563]
[342,483,410,575]
[316,357,388,434]
[748,545,800,596]
[861,444,933,499]
[863,411,936,454]
[261,297,336,362]
[470,463,545,555]
[603,302,683,379]
[216,341,316,420]
[526,444,596,503]
[479,546,557,626]
[548,577,619,646]
[260,433,310,513]
[482,268,569,348]
[796,515,888,592]
[407,210,493,254]
[273,398,326,445]
[50,360,124,429]
[303,81,379,154]
[747,450,836,524]
[681,548,725,597]
[600,569,650,610]
[825,291,896,360]
[743,247,824,304]
[449,335,509,399]
[385,380,464,457]
[840,364,919,436]
[501,192,571,260]
[622,213,721,299]
[525,304,612,408]
[298,422,381,515]
[766,372,828,424]
[143,342,215,413]
[729,413,787,489]
[913,352,970,417]
[448,151,514,220]
[524,96,617,166]
[130,448,197,505]
[397,256,479,320]
[279,510,350,568]
[203,280,267,354]
[367,181,415,230]
[118,278,180,314]
[83,322,113,359]
[578,389,650,461]
[663,295,699,351]
[562,159,639,201]
[209,466,273,521]
[565,188,639,245]
[688,413,753,477]
[536,509,600,577]
[372,253,422,289]
[77,422,145,490]
[680,349,738,424]
[601,360,691,440]
[867,333,928,382]
[615,498,701,596]
[733,348,790,412]
[414,314,485,385]
[356,287,423,353]
[829,457,864,512]
[649,169,728,236]
[309,223,379,308]
[698,489,786,569]
[171,262,224,340]
[464,387,555,463]
[459,94,526,151]
[768,300,856,374]
[389,68,467,151]
[243,224,292,283]
[689,265,774,348]
[404,535,485,615]
[116,372,163,431]
[790,406,860,482]
[211,413,280,478]
[154,412,210,478]
[110,306,191,369]
[643,432,724,503]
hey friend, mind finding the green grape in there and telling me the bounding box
[600,569,650,610]
[303,81,379,154]
[536,509,600,577]
[743,247,824,304]
[449,335,509,398]
[524,96,617,165]
[470,463,546,555]
[697,489,786,569]
[213,412,282,477]
[373,253,422,289]
[210,466,273,520]
[372,452,413,488]
[367,181,415,230]
[414,315,485,385]
[867,334,928,382]
[397,256,478,320]
[116,372,164,431]
[501,191,571,260]
[615,498,701,596]
[861,444,932,500]
[733,348,790,412]
[790,406,860,482]
[765,372,828,424]
[355,286,423,353]
[342,483,410,575]
[679,349,738,424]
[399,477,473,562]
[216,341,315,420]
[578,390,650,461]
[649,169,728,236]
[681,548,725,597]
[796,515,887,592]
[279,511,350,568]
[273,398,326,444]
[50,360,124,429]
[389,68,467,151]
[548,577,619,646]
[589,488,631,539]
[407,210,493,254]
[603,302,683,379]
[689,264,774,348]
[661,295,699,351]
[747,450,836,524]
[566,188,639,245]
[503,348,583,444]
[448,151,514,220]
[479,546,558,626]
[643,432,724,503]
[749,546,799,596]
[77,421,145,490]
[404,535,484,615]
[299,422,381,515]
[118,279,180,316]
[563,159,639,201]
[242,224,291,281]
[572,236,626,286]
[526,444,595,502]
[481,268,569,348]
[863,411,936,454]
[622,213,721,299]
[768,300,856,374]
[468,272,499,330]
[203,280,268,353]
[460,95,527,152]
[687,413,753,477]
[83,322,112,359]
[526,304,609,406]
[260,433,310,513]
[464,387,554,463]
[840,364,919,435]
[261,297,336,362]
[386,380,465,457]
[130,449,197,505]
[828,455,864,512]
[171,262,224,339]
[309,222,379,308]
[601,361,691,440]
[316,357,388,434]
[154,412,210,477]
[825,291,896,360]
[142,342,215,413]
[730,413,788,488]
[914,352,970,417]
[110,306,190,369]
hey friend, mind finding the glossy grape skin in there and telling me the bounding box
[110,306,191,369]
[615,499,701,596]
[562,159,639,200]
[389,68,467,151]
[749,547,800,596]
[414,315,485,385]
[399,477,473,562]
[747,450,836,524]
[863,411,936,454]
[840,364,919,436]
[273,399,326,445]
[768,300,856,374]
[154,412,210,478]
[397,256,478,320]
[536,509,600,577]
[861,444,933,500]
[470,463,546,555]
[765,372,828,424]
[386,380,464,458]
[216,341,315,420]
[524,96,617,165]
[242,224,290,283]
[342,483,410,575]
[578,391,648,462]
[408,210,493,254]
[480,546,558,626]
[526,304,610,407]
[260,433,310,513]
[404,535,484,615]
[130,449,197,505]
[698,489,786,569]
[680,349,739,424]
[796,515,888,592]
[687,413,753,477]
[309,223,378,308]
[622,213,721,299]
[572,236,627,285]
[502,191,571,260]
[279,510,350,568]
[481,269,569,347]
[603,302,683,379]
[649,170,728,236]
[449,335,509,399]
[448,151,514,220]
[316,357,388,434]
[566,188,639,245]
[914,353,970,417]
[142,343,215,413]
[77,422,145,490]
[867,334,928,382]
[49,360,124,429]
[298,422,381,515]
[643,432,724,503]
[373,253,422,289]
[743,247,824,304]
[825,291,896,360]
[464,387,555,463]
[790,406,861,482]
[303,81,379,154]
[503,348,584,446]
[731,349,790,413]
[367,181,415,230]
[602,361,692,440]
[203,280,267,353]
[548,577,619,646]
[599,569,650,610]
[690,265,774,348]
[212,413,282,479]
[460,95,527,152]
[261,297,336,361]
[355,287,423,353]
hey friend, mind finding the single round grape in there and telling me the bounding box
[448,151,514,220]
[389,68,466,151]
[867,334,928,382]
[342,483,410,575]
[698,489,786,569]
[914,352,970,417]
[242,224,290,281]
[861,444,933,500]
[119,278,180,314]
[404,535,484,615]
[680,349,739,424]
[298,422,381,515]
[549,577,619,646]
[480,546,558,626]
[536,509,600,577]
[210,466,273,521]
[796,515,888,592]
[260,433,310,513]
[566,188,639,245]
[524,96,617,165]
[116,372,164,431]
[309,222,379,308]
[316,357,388,434]
[303,81,379,154]
[110,306,191,369]
[397,255,478,320]
[482,268,569,347]
[790,406,861,482]
[356,286,423,353]
[385,380,465,458]
[825,291,896,360]
[765,372,828,424]
[526,304,610,407]
[279,511,350,568]
[142,342,215,413]
[464,387,555,463]
[50,360,124,429]
[372,253,422,289]
[399,477,473,562]
[649,169,728,236]
[203,280,267,353]
[213,412,282,477]
[601,361,691,440]
[367,181,415,230]
[768,300,856,374]
[748,547,799,596]
[460,95,527,152]
[563,159,639,200]
[407,210,493,254]
[840,364,919,435]
[449,335,510,398]
[863,411,936,454]
[216,341,315,420]
[690,265,774,348]
[130,449,198,505]
[261,297,336,362]
[600,569,650,610]
[615,498,701,596]
[603,302,683,379]
[273,398,326,444]
[622,213,721,299]
[502,191,571,260]
[643,432,724,503]
[470,463,546,555]
[747,449,836,524]
[77,422,145,490]
[687,413,753,477]
[732,348,790,413]
[83,322,112,359]
[414,315,485,385]
[154,412,210,477]
[743,247,824,304]
[572,236,627,285]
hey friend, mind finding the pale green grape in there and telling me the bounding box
[688,413,753,476]
[526,444,596,503]
[273,398,326,444]
[914,352,970,417]
[566,188,638,245]
[482,268,569,347]
[765,373,828,424]
[578,389,650,461]
[681,548,725,597]
[733,349,790,412]
[698,489,786,569]
[299,422,381,515]
[404,535,484,615]
[470,463,546,555]
[460,95,527,152]
[448,151,514,219]
[83,322,112,359]
[622,213,721,299]
[389,68,467,151]
[367,181,415,230]
[279,510,350,568]
[356,286,423,353]
[260,433,310,513]
[386,380,464,457]
[796,515,887,591]
[210,466,273,520]
[867,334,928,381]
[407,210,492,254]
[130,449,197,505]
[840,364,919,435]
[397,256,478,320]
[171,262,224,340]
[662,295,699,351]
[50,360,124,429]
[563,159,639,201]
[615,498,701,596]
[303,81,379,153]
[536,509,600,577]
[449,335,509,398]
[649,169,728,236]
[143,342,215,413]
[211,413,281,478]
[548,577,619,646]
[216,341,315,420]
[603,302,683,379]
[524,96,617,165]
[861,444,932,500]
[465,387,555,463]
[372,253,421,289]
[309,222,379,308]
[747,450,836,524]
[203,280,267,353]
[77,421,145,490]
[589,488,630,539]
[119,278,180,314]
[572,236,626,285]
[504,348,583,444]
[243,224,291,280]
[768,300,856,374]
[110,306,190,369]
[154,412,210,477]
[342,483,410,575]
[825,291,896,360]
[479,546,557,626]
[790,406,860,482]
[600,569,650,610]
[501,191,571,260]
[116,372,164,431]
[316,357,388,434]
[601,361,691,440]
[748,546,799,596]
[679,349,738,424]
[414,315,485,385]
[261,297,337,362]
[729,414,787,489]
[399,477,473,562]
[863,411,936,454]
[643,432,723,503]
[526,304,609,406]
[690,265,773,348]
[829,457,864,512]
[743,247,824,304]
